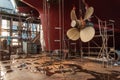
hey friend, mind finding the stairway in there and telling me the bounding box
[31,32,40,44]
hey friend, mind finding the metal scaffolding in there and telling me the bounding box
[81,16,115,66]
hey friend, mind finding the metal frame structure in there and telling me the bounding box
[81,16,115,66]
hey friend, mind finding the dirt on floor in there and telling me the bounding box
[0,54,120,80]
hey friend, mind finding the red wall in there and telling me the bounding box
[40,0,81,51]
[21,0,120,50]
[41,2,60,51]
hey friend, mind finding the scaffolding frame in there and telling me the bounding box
[81,17,115,66]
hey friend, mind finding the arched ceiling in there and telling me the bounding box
[17,0,120,27]
[21,0,43,12]
[15,0,120,50]
[15,0,40,17]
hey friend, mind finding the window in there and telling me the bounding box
[1,19,10,36]
[2,19,10,29]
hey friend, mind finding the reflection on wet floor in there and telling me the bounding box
[0,54,120,80]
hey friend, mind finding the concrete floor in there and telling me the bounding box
[0,53,120,80]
